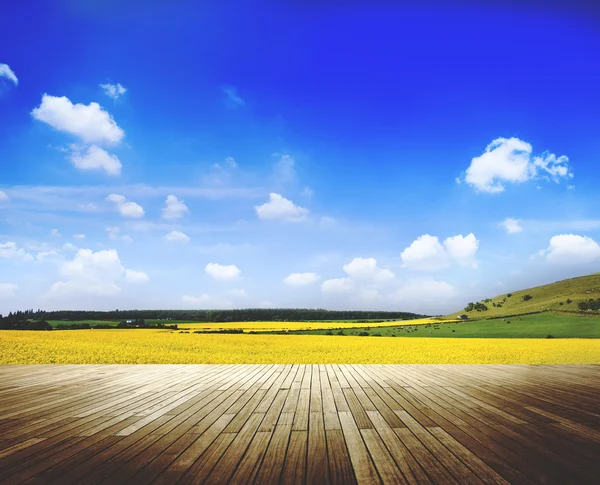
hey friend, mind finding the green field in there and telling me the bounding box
[447,273,600,319]
[278,313,600,338]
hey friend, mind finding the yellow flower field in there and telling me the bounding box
[0,330,597,364]
[176,318,444,331]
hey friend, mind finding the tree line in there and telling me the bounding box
[2,308,426,324]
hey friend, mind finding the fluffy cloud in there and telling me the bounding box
[100,83,127,100]
[0,190,9,202]
[165,230,190,243]
[343,257,395,283]
[401,233,479,271]
[227,288,248,298]
[181,293,234,309]
[255,193,308,222]
[124,269,150,283]
[0,242,34,262]
[70,145,122,176]
[464,137,571,193]
[205,262,241,281]
[47,248,148,298]
[0,283,18,298]
[0,63,18,85]
[106,194,145,218]
[162,195,189,220]
[73,234,86,240]
[284,272,321,286]
[51,229,61,237]
[502,218,523,234]
[31,94,124,145]
[443,234,479,267]
[321,277,354,293]
[542,234,600,265]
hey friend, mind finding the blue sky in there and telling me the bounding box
[2,0,600,314]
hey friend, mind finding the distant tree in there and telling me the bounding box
[522,294,533,301]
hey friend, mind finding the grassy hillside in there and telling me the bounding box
[447,273,600,319]
[280,313,600,338]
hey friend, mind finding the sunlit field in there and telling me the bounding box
[176,318,445,331]
[1,329,597,364]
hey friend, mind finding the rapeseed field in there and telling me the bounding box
[0,330,597,364]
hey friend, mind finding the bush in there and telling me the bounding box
[522,294,533,301]
[546,334,555,339]
[358,331,369,336]
[566,298,572,304]
[507,293,512,297]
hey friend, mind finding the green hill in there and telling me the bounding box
[448,273,600,320]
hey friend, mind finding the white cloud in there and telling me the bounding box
[47,248,145,297]
[73,234,86,240]
[401,233,479,271]
[442,234,479,268]
[0,283,18,298]
[284,272,321,286]
[400,235,449,271]
[502,218,523,234]
[31,94,124,145]
[100,83,127,100]
[543,234,600,265]
[343,257,395,283]
[0,64,18,85]
[69,145,122,176]
[255,193,309,222]
[106,226,133,242]
[106,194,144,218]
[463,137,571,193]
[321,277,354,293]
[222,86,245,109]
[0,242,34,262]
[359,289,381,302]
[124,269,149,283]
[162,195,189,220]
[165,230,190,243]
[205,262,241,281]
[0,190,9,201]
[51,228,62,237]
[45,248,147,299]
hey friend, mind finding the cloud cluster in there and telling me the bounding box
[31,94,126,176]
[0,242,34,262]
[70,145,122,176]
[162,195,189,220]
[284,272,321,286]
[100,83,126,100]
[32,94,124,145]
[106,194,145,218]
[542,234,600,266]
[165,230,190,243]
[502,218,522,234]
[321,257,394,296]
[205,262,241,281]
[463,137,571,193]
[401,233,479,271]
[46,248,148,298]
[255,193,308,222]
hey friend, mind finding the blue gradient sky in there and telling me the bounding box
[1,0,600,314]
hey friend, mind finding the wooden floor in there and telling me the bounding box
[0,365,598,485]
